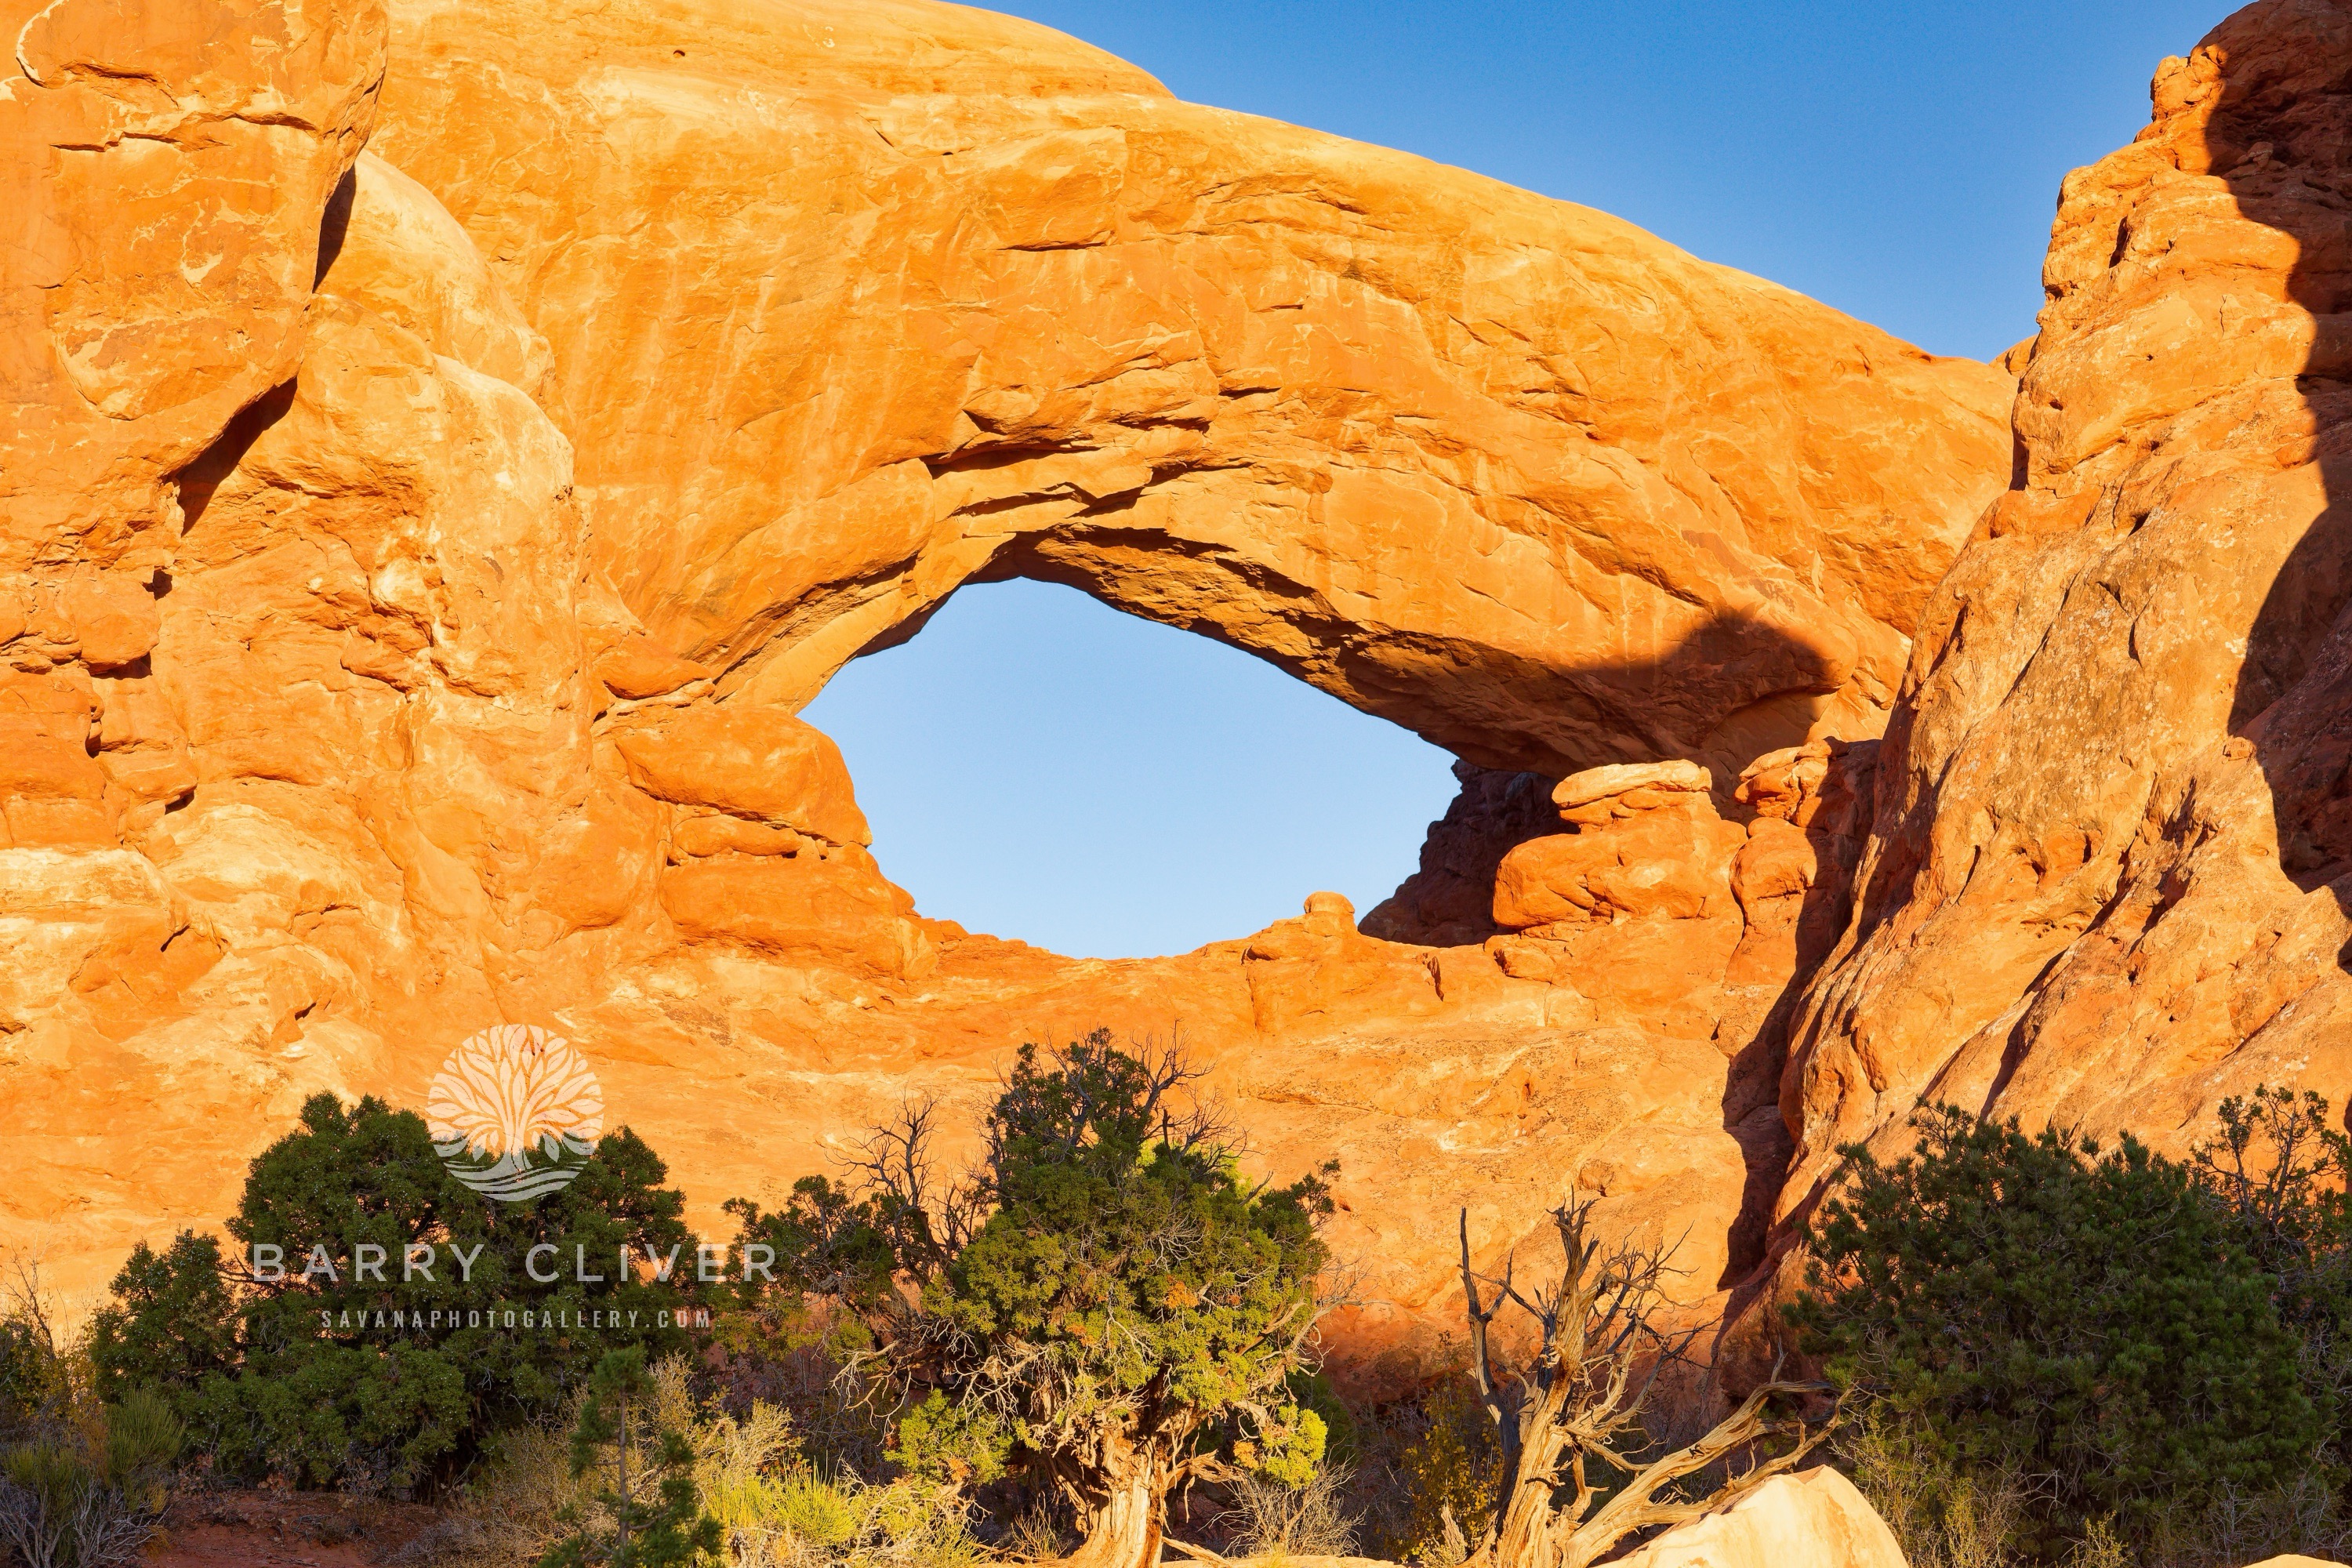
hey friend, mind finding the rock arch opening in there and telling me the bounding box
[800,579,1459,959]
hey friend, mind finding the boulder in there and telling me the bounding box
[1616,1468,1906,1568]
[613,706,870,845]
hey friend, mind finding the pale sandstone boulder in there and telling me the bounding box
[1615,1468,1907,1568]
[1554,760,1718,818]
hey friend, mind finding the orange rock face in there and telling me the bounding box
[362,0,2011,783]
[1,0,386,558]
[1776,0,2352,1238]
[0,0,2071,1370]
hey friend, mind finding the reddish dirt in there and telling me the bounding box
[147,1489,456,1567]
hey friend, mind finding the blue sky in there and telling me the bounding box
[803,0,2228,960]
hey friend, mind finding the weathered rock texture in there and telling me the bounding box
[0,0,1996,1330]
[0,0,387,561]
[1615,1468,1907,1568]
[1773,0,2352,1240]
[1362,764,1559,946]
[362,0,2012,782]
[26,0,2278,1374]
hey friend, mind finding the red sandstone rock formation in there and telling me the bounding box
[1773,0,2352,1245]
[1362,764,1559,948]
[20,0,2245,1374]
[362,0,2012,782]
[0,0,386,559]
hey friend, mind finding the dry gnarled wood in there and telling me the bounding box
[1457,1200,1835,1568]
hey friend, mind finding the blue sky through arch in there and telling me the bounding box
[801,582,1458,959]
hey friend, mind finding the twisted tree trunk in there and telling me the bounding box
[1063,1470,1161,1568]
[1458,1204,1836,1568]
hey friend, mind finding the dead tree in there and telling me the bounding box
[1457,1202,1835,1568]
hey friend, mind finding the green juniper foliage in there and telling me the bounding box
[89,1092,703,1492]
[0,1271,69,1442]
[731,1029,1334,1556]
[537,1347,722,1568]
[1790,1104,2325,1544]
[2190,1084,2352,1350]
[0,1322,45,1441]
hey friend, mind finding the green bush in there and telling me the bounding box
[777,1475,857,1547]
[2190,1084,2352,1345]
[1837,1397,2034,1568]
[1382,1377,1499,1566]
[445,1351,957,1568]
[0,1387,183,1568]
[734,1030,1335,1561]
[1791,1104,2326,1548]
[0,1267,69,1442]
[88,1092,705,1492]
[537,1347,721,1568]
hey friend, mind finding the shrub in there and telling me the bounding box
[0,1387,183,1568]
[734,1031,1337,1568]
[1791,1105,2325,1548]
[537,1347,721,1568]
[778,1475,858,1548]
[1382,1377,1498,1566]
[0,1262,71,1442]
[2140,1473,2352,1568]
[884,1392,1008,1489]
[85,1232,238,1405]
[1221,1461,1360,1559]
[88,1092,705,1492]
[448,1353,815,1568]
[651,1354,800,1566]
[2190,1084,2352,1359]
[1837,1398,2033,1568]
[996,1489,1076,1563]
[438,1410,601,1566]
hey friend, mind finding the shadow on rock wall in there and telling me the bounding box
[1749,7,2352,1333]
[2232,75,2352,918]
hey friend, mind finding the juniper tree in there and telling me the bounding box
[730,1030,1334,1568]
[1789,1105,2325,1544]
[89,1092,702,1490]
[538,1347,721,1568]
[1456,1202,1832,1568]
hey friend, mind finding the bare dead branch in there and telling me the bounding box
[1454,1199,1842,1568]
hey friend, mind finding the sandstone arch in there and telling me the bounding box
[365,0,2014,782]
[2,0,2025,1351]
